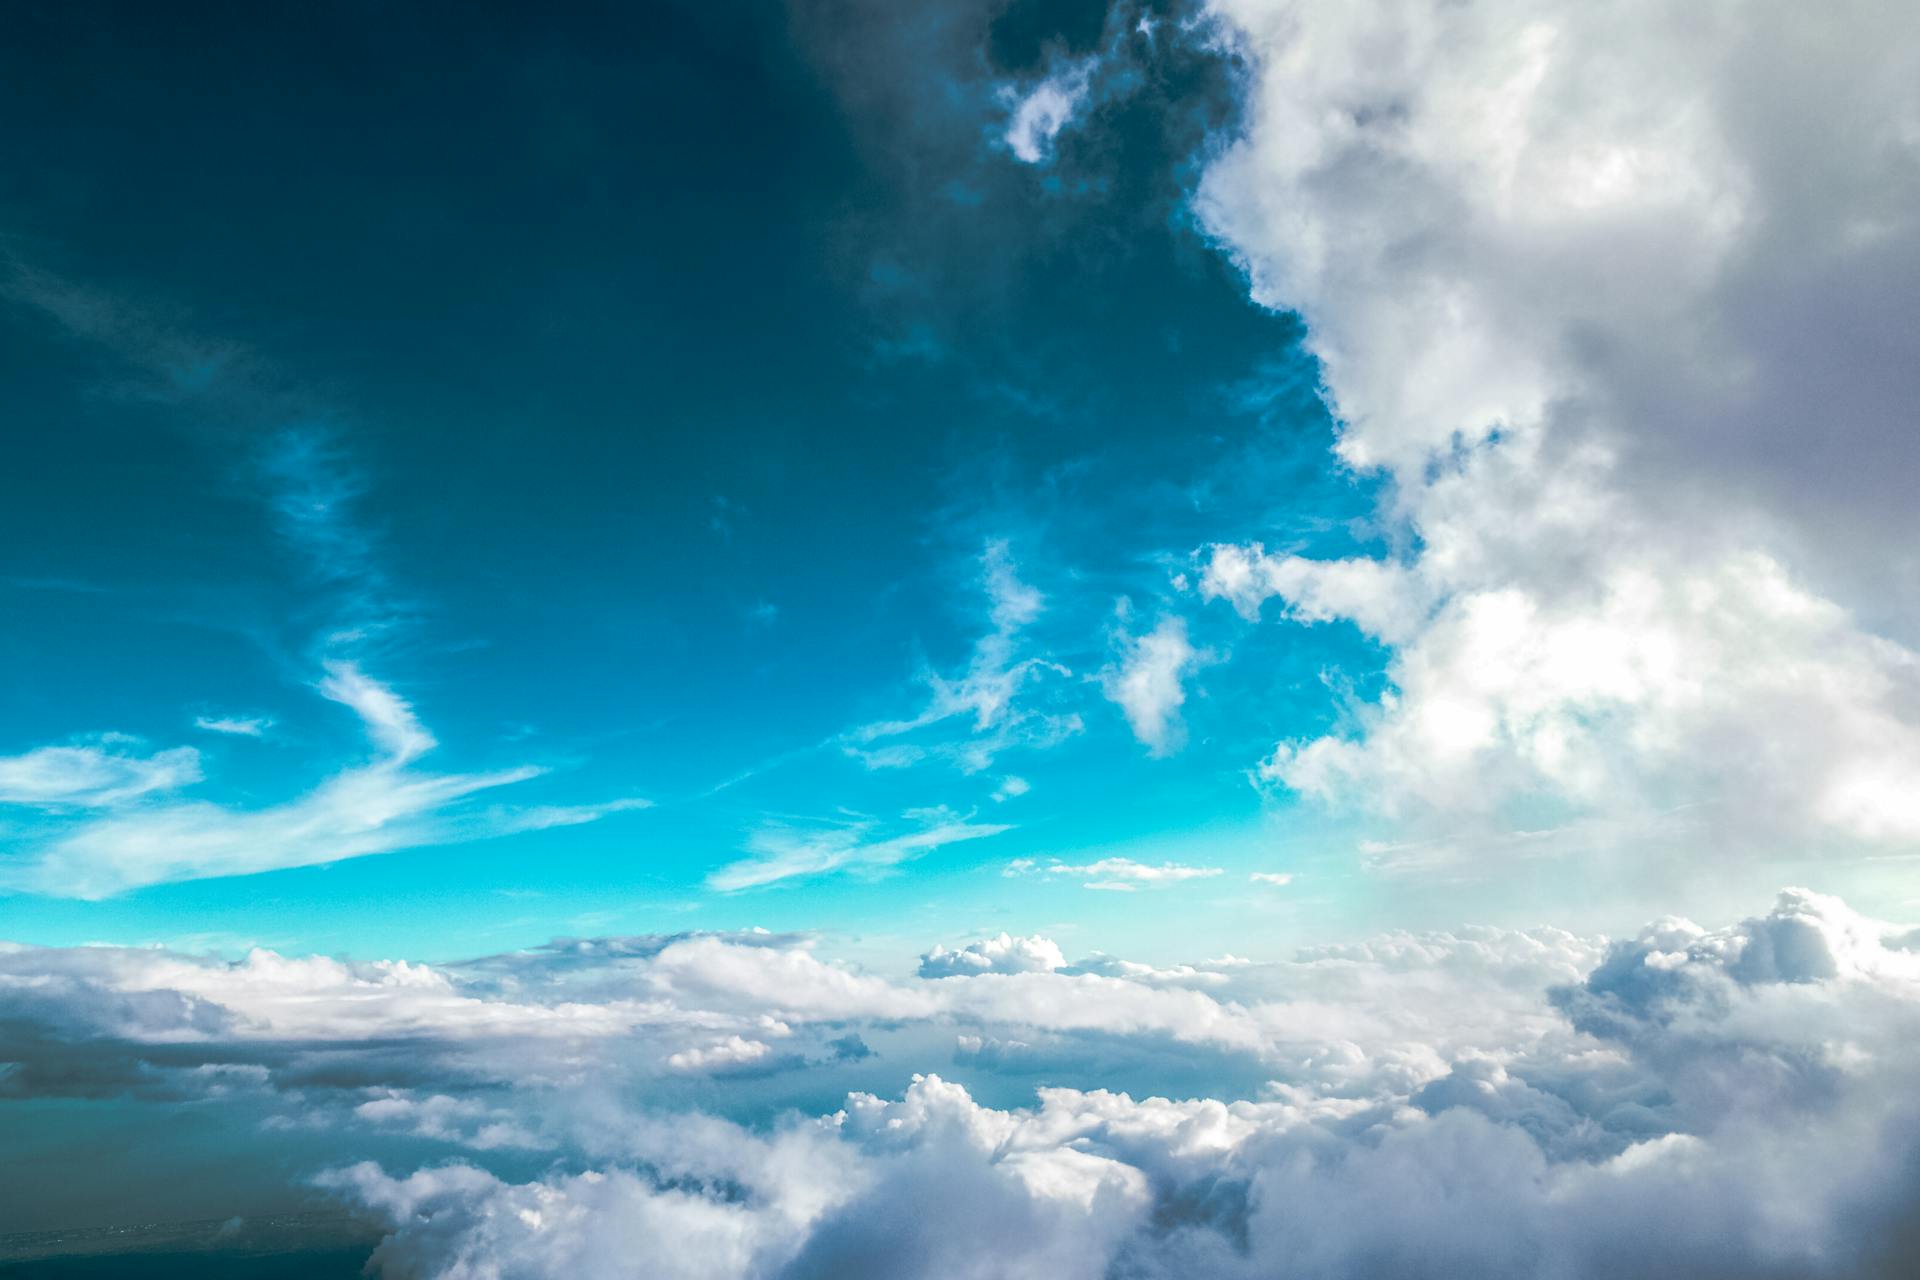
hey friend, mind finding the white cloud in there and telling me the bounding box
[709,811,1012,892]
[15,886,1920,1275]
[665,1035,776,1075]
[851,540,1079,774]
[1101,617,1200,756]
[1193,0,1920,858]
[1249,872,1293,887]
[1003,62,1094,164]
[316,660,435,764]
[281,888,1920,1278]
[7,663,643,899]
[0,739,200,808]
[920,933,1066,978]
[1010,857,1225,890]
[193,714,273,738]
[994,775,1032,802]
[1200,543,1426,644]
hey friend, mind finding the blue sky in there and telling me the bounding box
[4,1,1920,1270]
[0,0,1402,963]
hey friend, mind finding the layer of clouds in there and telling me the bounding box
[275,891,1920,1277]
[7,889,1915,1274]
[1190,0,1920,861]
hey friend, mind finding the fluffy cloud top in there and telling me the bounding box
[321,891,1920,1277]
[1192,0,1920,855]
[8,889,1907,1276]
[919,932,1066,978]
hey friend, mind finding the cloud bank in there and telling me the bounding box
[1192,0,1920,860]
[4,890,1918,1275]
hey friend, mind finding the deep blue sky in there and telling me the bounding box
[0,0,1394,961]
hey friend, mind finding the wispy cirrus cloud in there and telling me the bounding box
[709,808,1011,892]
[192,714,274,738]
[0,739,201,809]
[7,663,561,899]
[1006,856,1224,891]
[847,540,1080,774]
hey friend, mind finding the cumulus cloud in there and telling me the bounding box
[9,886,1920,1274]
[919,933,1066,978]
[299,890,1920,1278]
[1102,616,1200,756]
[1191,0,1920,859]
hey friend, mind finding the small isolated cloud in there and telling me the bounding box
[709,810,1011,892]
[1250,872,1294,887]
[919,932,1065,978]
[1007,856,1224,891]
[665,1035,775,1076]
[1101,616,1200,756]
[1002,61,1094,164]
[193,714,274,738]
[0,739,201,808]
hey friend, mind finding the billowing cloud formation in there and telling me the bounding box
[6,890,1912,1275]
[276,891,1920,1277]
[1193,0,1920,854]
[919,932,1066,978]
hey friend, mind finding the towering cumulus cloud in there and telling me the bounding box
[1196,0,1920,854]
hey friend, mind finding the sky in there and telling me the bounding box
[3,0,1920,1275]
